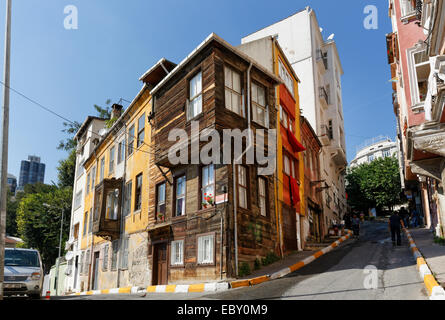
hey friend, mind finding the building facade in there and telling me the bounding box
[7,173,16,194]
[387,0,445,235]
[17,155,45,191]
[350,136,399,168]
[241,7,348,235]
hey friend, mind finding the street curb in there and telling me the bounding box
[403,228,445,300]
[230,230,353,289]
[68,231,353,297]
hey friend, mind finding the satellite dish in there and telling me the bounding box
[319,27,323,33]
[327,34,335,40]
[99,128,108,137]
[67,237,74,245]
[65,251,74,261]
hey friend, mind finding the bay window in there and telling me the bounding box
[252,82,267,127]
[225,66,243,116]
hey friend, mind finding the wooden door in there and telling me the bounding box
[152,243,168,285]
[282,207,297,252]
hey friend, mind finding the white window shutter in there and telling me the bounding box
[179,241,183,265]
[209,236,214,263]
[198,237,203,264]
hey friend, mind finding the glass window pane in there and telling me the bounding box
[225,67,232,88]
[233,71,241,93]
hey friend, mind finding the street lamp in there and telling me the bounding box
[43,203,65,296]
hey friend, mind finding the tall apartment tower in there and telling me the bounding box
[17,155,46,190]
[242,7,348,232]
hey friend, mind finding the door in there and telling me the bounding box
[92,252,100,290]
[73,256,78,290]
[282,207,297,252]
[152,243,168,285]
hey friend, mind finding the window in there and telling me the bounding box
[278,59,294,95]
[121,237,129,269]
[238,166,248,209]
[252,82,267,127]
[408,48,430,106]
[224,66,243,116]
[201,165,215,207]
[91,166,96,190]
[383,149,391,158]
[280,106,288,129]
[283,155,291,177]
[111,240,118,271]
[106,189,119,220]
[137,114,145,148]
[74,190,82,210]
[79,251,84,275]
[73,223,79,240]
[102,244,109,271]
[197,234,214,265]
[188,72,202,120]
[86,173,91,194]
[124,181,132,216]
[109,146,115,174]
[83,212,88,236]
[84,250,90,275]
[117,139,125,164]
[100,157,105,182]
[258,177,267,217]
[88,208,93,233]
[135,174,142,212]
[156,183,166,218]
[170,240,184,266]
[175,176,186,217]
[368,154,375,162]
[128,125,135,156]
[400,0,415,17]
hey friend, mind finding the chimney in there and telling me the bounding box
[111,104,123,119]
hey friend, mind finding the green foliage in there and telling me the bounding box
[239,262,251,277]
[346,156,404,213]
[57,121,81,151]
[6,190,19,236]
[434,236,445,246]
[261,252,280,266]
[16,185,72,272]
[57,148,77,188]
[94,99,112,120]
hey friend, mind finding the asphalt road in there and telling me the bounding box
[56,221,427,300]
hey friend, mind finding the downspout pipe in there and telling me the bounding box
[233,62,253,277]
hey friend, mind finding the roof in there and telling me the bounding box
[150,33,282,96]
[74,116,105,141]
[301,116,322,148]
[139,58,177,84]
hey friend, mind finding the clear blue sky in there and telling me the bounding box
[0,0,394,184]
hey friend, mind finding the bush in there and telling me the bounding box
[434,236,445,246]
[239,262,251,277]
[261,252,280,266]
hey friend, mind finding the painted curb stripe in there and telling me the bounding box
[230,280,250,288]
[289,261,305,273]
[249,275,270,286]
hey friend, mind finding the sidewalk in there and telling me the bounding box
[409,227,445,288]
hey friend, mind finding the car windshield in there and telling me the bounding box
[5,250,40,267]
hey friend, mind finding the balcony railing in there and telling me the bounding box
[319,86,329,105]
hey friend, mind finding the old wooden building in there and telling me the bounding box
[148,33,282,283]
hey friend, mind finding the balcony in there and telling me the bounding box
[92,178,122,240]
[386,33,399,65]
[319,125,333,146]
[319,86,329,108]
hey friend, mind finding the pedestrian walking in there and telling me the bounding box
[389,211,404,246]
[410,206,420,228]
[352,214,361,238]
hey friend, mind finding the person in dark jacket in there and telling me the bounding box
[389,212,405,246]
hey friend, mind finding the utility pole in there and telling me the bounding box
[0,0,12,301]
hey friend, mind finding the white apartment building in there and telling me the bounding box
[241,7,348,231]
[63,116,106,293]
[350,136,399,168]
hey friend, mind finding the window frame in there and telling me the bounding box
[201,164,215,208]
[156,182,166,219]
[109,146,115,174]
[407,46,430,108]
[170,239,185,267]
[124,180,132,217]
[258,177,268,217]
[196,233,215,266]
[237,165,249,209]
[187,71,203,121]
[224,65,243,117]
[100,157,105,182]
[278,58,294,96]
[111,240,118,271]
[82,211,88,236]
[174,175,186,217]
[86,172,91,194]
[128,124,135,156]
[251,81,268,127]
[137,113,145,148]
[134,173,143,212]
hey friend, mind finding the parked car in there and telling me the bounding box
[3,248,44,299]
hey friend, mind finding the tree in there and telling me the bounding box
[16,185,72,272]
[57,148,77,188]
[6,191,18,236]
[346,156,405,214]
